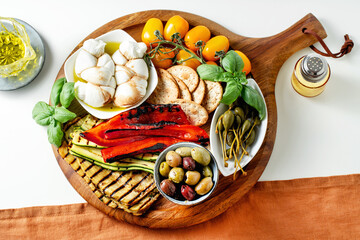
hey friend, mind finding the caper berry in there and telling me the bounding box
[241,119,251,136]
[223,110,235,131]
[226,131,235,146]
[246,130,256,146]
[234,107,245,121]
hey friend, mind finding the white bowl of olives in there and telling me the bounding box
[154,142,219,206]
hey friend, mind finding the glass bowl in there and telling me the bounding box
[0,17,36,77]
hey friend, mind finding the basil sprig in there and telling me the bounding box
[197,50,266,120]
[32,78,76,147]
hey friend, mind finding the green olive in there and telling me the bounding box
[226,131,235,146]
[222,110,234,131]
[241,119,251,136]
[166,150,182,167]
[234,107,245,121]
[195,177,213,195]
[185,171,201,185]
[191,147,211,166]
[202,166,213,178]
[175,147,192,157]
[159,162,171,177]
[246,130,256,146]
[168,167,184,183]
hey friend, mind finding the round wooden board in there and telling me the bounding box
[53,10,326,228]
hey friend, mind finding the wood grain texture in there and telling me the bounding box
[52,10,326,228]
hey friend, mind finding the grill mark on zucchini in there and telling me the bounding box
[109,172,150,203]
[102,172,130,194]
[110,176,134,198]
[127,182,155,206]
[117,173,150,202]
[118,174,155,206]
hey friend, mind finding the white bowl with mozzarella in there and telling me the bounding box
[64,30,158,119]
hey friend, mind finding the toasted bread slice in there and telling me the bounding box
[167,65,199,92]
[191,79,205,104]
[147,69,179,104]
[202,80,223,113]
[169,99,208,126]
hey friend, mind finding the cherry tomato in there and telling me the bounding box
[202,35,229,61]
[184,25,211,51]
[164,15,189,41]
[176,49,201,70]
[206,61,218,66]
[142,18,164,47]
[151,48,176,69]
[234,50,251,75]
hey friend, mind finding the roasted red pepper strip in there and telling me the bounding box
[104,124,209,144]
[81,104,190,146]
[102,137,184,162]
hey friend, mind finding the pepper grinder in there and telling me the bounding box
[291,53,331,97]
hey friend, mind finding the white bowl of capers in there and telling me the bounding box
[154,142,219,206]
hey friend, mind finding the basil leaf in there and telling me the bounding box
[222,50,244,73]
[241,85,266,120]
[197,64,224,81]
[220,81,242,105]
[32,101,55,126]
[47,120,63,147]
[60,82,75,108]
[54,106,76,123]
[50,78,66,106]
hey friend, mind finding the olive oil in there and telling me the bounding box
[75,41,124,112]
[104,42,120,55]
[291,54,330,97]
[0,31,25,65]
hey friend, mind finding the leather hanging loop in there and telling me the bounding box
[303,28,354,58]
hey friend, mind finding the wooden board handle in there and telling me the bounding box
[231,13,327,86]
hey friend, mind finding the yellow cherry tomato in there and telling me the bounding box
[142,18,164,47]
[151,48,176,69]
[184,25,211,51]
[202,35,230,61]
[206,61,218,66]
[164,15,189,41]
[234,50,251,75]
[176,49,201,70]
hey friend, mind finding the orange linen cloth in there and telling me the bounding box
[1,174,360,240]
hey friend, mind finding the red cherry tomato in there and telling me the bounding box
[164,15,189,41]
[142,18,164,47]
[184,25,211,51]
[234,50,251,75]
[151,48,176,69]
[176,49,201,70]
[202,35,229,61]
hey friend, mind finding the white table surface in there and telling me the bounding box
[1,0,359,210]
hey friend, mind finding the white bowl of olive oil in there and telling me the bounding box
[64,30,158,119]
